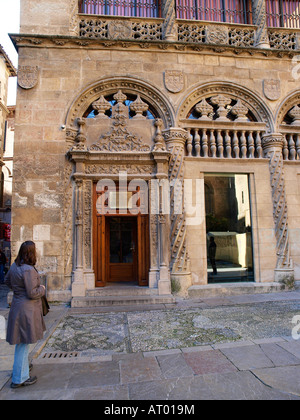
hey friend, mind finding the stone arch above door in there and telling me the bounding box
[65,76,175,134]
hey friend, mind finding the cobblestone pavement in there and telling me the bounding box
[0,284,300,400]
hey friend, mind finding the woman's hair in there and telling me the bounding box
[15,241,37,266]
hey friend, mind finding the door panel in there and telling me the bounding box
[107,217,137,282]
[93,183,149,286]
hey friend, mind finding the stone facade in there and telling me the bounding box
[10,0,300,302]
[0,46,16,262]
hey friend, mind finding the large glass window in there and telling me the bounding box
[205,174,254,283]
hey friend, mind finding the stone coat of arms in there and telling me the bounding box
[164,70,184,93]
[263,79,281,101]
[18,66,39,89]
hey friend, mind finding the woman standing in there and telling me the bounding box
[5,241,46,389]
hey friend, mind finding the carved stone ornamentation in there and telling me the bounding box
[130,95,149,118]
[89,90,151,152]
[164,70,184,93]
[195,99,213,121]
[92,95,111,118]
[263,79,281,101]
[164,128,190,276]
[206,25,229,45]
[153,119,167,152]
[72,118,87,151]
[252,0,270,48]
[230,99,249,121]
[210,94,232,121]
[262,134,293,274]
[288,105,300,126]
[108,20,132,40]
[17,66,39,89]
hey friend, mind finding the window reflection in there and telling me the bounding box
[204,174,254,283]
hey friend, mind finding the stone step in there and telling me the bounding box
[86,286,158,297]
[71,294,175,308]
[188,282,288,298]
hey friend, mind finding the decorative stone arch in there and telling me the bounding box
[176,81,275,133]
[65,75,175,133]
[275,89,300,130]
[63,76,176,300]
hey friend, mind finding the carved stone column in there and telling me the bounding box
[162,0,177,41]
[72,178,85,297]
[164,128,192,295]
[252,0,270,48]
[262,133,294,287]
[152,149,172,295]
[83,179,95,290]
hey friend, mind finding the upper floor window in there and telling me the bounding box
[266,0,300,28]
[79,0,161,18]
[79,0,252,23]
[175,0,253,24]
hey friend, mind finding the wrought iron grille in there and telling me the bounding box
[79,0,161,17]
[266,0,300,28]
[175,0,253,24]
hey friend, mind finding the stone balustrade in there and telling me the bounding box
[183,125,266,159]
[79,14,300,51]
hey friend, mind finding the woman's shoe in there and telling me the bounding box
[11,376,37,389]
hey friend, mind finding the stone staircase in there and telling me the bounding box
[71,283,176,308]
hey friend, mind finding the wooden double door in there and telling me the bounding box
[94,214,149,287]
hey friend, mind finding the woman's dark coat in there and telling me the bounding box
[5,263,46,345]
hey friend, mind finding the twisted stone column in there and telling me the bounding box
[262,133,294,287]
[164,128,191,294]
[162,0,177,41]
[252,0,270,48]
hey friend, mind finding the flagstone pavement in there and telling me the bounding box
[0,283,300,401]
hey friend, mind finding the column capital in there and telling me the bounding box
[163,127,188,148]
[262,133,284,151]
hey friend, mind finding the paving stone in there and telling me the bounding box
[201,371,299,400]
[73,385,129,400]
[119,357,162,384]
[68,361,120,388]
[278,340,300,359]
[252,366,300,397]
[220,345,274,370]
[156,353,194,379]
[183,349,237,375]
[128,376,215,400]
[259,343,300,367]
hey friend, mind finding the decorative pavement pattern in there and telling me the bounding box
[42,301,300,356]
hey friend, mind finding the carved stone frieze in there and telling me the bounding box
[85,164,154,175]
